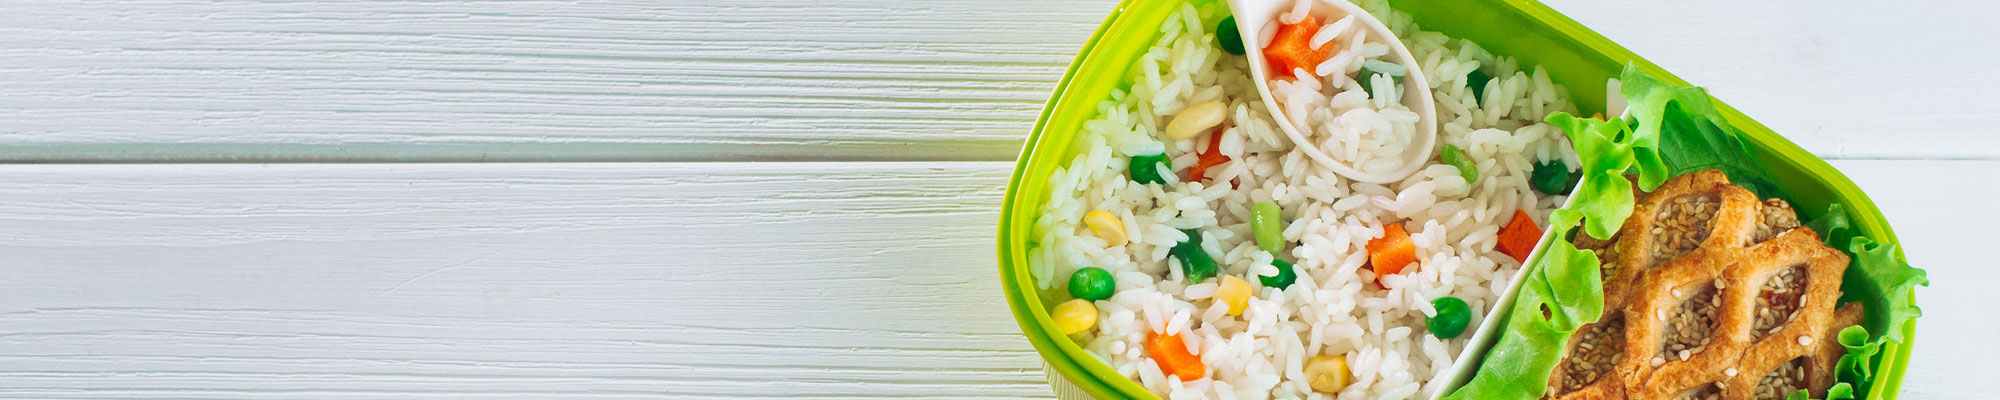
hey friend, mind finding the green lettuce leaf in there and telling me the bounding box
[1449,63,1927,400]
[1442,109,1648,400]
[1437,274,1570,400]
[1441,210,1603,400]
[1623,61,1929,375]
[1543,112,1647,240]
[1806,203,1856,251]
[1613,66,1699,190]
[1540,210,1606,327]
[1620,66,1780,198]
[1786,383,1856,400]
[1834,325,1881,398]
[1841,237,1929,347]
[1809,202,1927,345]
[1792,169,1925,400]
[1781,327,1869,400]
[1620,64,1929,397]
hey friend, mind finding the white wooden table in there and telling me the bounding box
[0,1,1991,398]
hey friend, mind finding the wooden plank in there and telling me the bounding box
[0,160,1985,398]
[0,162,1049,399]
[0,0,1109,162]
[1,0,1996,162]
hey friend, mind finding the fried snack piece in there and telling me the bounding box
[1543,170,1864,400]
[1547,312,1628,399]
[1722,303,1865,400]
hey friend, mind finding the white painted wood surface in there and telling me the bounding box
[0,163,1051,399]
[2,0,1997,161]
[0,0,1991,398]
[0,0,1107,162]
[0,161,1988,398]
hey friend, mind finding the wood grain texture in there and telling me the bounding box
[2,0,1997,162]
[0,160,1987,398]
[0,162,1047,399]
[0,0,1109,162]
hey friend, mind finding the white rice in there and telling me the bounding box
[1030,1,1579,399]
[1266,6,1413,177]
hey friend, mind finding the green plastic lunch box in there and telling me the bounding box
[996,0,1917,398]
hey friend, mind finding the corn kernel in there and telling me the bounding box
[1216,275,1252,316]
[1084,210,1129,247]
[1051,299,1098,335]
[1305,354,1352,393]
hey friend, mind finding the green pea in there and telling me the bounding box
[1530,160,1578,195]
[1259,258,1297,289]
[1068,267,1116,301]
[1129,153,1172,184]
[1466,68,1491,104]
[1171,229,1218,282]
[1440,144,1477,183]
[1252,202,1284,254]
[1216,16,1245,55]
[1428,296,1472,339]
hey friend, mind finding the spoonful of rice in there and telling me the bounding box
[1223,0,1437,184]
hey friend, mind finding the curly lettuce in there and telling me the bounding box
[1446,64,1927,400]
[1625,64,1928,398]
[1788,383,1857,400]
[1442,97,1653,400]
[1546,112,1655,238]
[1799,202,1930,399]
[1440,209,1603,400]
[1623,64,1781,198]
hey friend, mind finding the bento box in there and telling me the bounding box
[997,0,1919,399]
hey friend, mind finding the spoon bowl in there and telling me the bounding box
[1226,0,1438,184]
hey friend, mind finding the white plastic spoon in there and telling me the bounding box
[1225,0,1437,184]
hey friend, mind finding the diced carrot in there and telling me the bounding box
[1263,18,1335,76]
[1496,209,1544,263]
[1366,222,1417,283]
[1146,332,1206,381]
[1186,128,1232,183]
